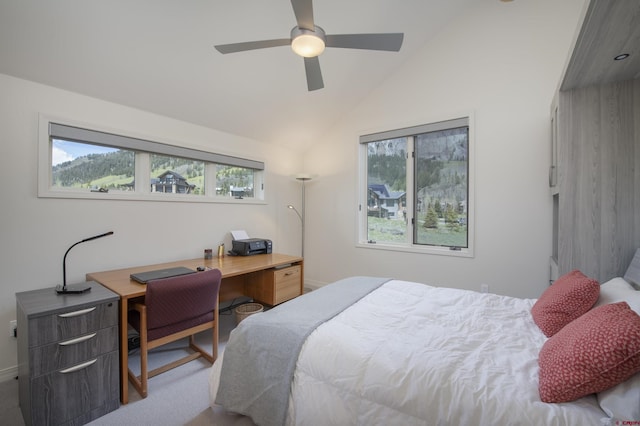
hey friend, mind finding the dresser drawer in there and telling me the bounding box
[30,326,118,378]
[27,301,118,347]
[29,351,119,426]
[273,265,301,305]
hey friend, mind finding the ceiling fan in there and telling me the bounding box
[214,0,404,91]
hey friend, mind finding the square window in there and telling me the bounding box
[360,116,472,256]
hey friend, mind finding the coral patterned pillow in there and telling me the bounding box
[531,270,599,337]
[538,302,640,403]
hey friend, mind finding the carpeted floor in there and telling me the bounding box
[1,310,257,426]
[0,374,23,426]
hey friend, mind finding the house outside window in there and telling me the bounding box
[368,183,406,220]
[150,154,203,195]
[358,116,474,257]
[152,171,196,194]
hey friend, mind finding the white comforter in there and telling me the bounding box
[211,280,608,425]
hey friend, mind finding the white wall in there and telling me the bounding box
[301,0,588,298]
[0,0,589,380]
[0,74,304,378]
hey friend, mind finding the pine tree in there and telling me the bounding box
[444,204,459,230]
[434,199,443,218]
[424,207,439,228]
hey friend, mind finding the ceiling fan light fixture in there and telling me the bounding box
[292,35,325,57]
[291,26,326,58]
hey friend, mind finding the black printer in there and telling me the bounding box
[231,238,273,256]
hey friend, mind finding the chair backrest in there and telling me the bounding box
[145,268,222,331]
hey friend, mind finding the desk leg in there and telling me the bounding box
[119,297,129,405]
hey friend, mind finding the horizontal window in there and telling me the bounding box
[39,116,264,203]
[358,116,474,257]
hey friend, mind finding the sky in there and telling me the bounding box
[52,140,119,166]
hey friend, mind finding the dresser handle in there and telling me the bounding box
[58,307,96,318]
[58,333,97,346]
[59,359,97,374]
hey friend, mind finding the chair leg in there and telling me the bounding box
[127,367,147,399]
[128,308,149,398]
[148,348,202,378]
[128,317,218,399]
[139,328,148,397]
[213,309,218,361]
[188,334,214,363]
[186,318,217,364]
[126,345,149,398]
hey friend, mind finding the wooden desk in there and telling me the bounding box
[87,253,303,404]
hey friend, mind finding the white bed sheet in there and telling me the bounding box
[211,280,608,425]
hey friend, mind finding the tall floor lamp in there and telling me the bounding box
[288,175,312,258]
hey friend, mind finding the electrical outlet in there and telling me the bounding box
[480,284,489,293]
[9,320,17,338]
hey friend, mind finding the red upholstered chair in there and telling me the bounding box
[127,268,222,398]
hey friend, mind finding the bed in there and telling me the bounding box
[209,253,640,426]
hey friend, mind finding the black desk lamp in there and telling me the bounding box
[56,231,114,294]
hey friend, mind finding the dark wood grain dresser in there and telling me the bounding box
[16,282,119,425]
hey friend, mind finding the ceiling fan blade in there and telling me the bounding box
[215,38,291,54]
[325,33,404,52]
[291,0,315,31]
[303,56,324,91]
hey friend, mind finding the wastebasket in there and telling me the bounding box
[234,302,264,324]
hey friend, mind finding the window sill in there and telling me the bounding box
[355,241,474,258]
[37,188,266,205]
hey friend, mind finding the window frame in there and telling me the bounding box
[38,115,265,204]
[357,114,475,258]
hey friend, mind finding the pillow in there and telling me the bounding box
[531,269,599,337]
[538,302,640,403]
[597,371,640,422]
[595,277,640,314]
[595,278,640,420]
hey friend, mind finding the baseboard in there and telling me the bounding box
[304,279,327,291]
[0,365,18,383]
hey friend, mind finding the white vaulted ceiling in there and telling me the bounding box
[0,0,477,153]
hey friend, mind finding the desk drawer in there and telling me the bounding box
[273,265,302,305]
[245,264,303,306]
[27,301,118,347]
[30,326,118,377]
